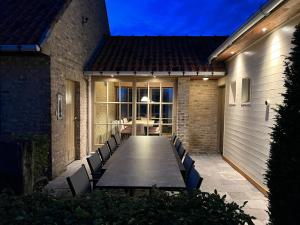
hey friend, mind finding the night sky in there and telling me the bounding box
[106,0,268,36]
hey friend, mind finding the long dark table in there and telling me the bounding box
[96,136,186,190]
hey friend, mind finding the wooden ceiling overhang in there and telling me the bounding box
[209,0,300,63]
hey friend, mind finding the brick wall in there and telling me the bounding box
[0,54,51,137]
[176,77,190,150]
[188,80,218,153]
[176,78,219,153]
[42,0,109,177]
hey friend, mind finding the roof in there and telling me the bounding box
[87,36,228,72]
[209,0,300,62]
[0,0,71,46]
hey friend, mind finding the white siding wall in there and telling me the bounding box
[224,15,300,189]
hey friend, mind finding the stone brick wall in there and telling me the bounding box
[42,0,109,177]
[0,54,51,137]
[188,80,219,153]
[176,77,190,150]
[176,78,219,153]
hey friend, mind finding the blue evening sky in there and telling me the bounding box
[106,0,268,36]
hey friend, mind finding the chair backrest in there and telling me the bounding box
[113,133,122,145]
[66,164,91,196]
[98,144,111,162]
[136,124,145,136]
[107,137,117,153]
[186,167,203,192]
[183,154,195,180]
[123,118,128,124]
[174,138,182,151]
[177,144,186,160]
[86,153,103,175]
[171,134,177,143]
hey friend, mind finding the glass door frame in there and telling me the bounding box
[91,76,177,148]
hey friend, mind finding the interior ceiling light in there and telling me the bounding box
[141,96,148,102]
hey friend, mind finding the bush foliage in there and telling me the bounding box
[0,190,254,225]
[265,24,300,225]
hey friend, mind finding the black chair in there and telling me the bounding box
[182,154,195,181]
[177,144,186,160]
[174,138,182,151]
[186,167,203,192]
[113,133,122,146]
[66,164,92,196]
[107,137,118,153]
[86,153,105,183]
[98,144,111,163]
[171,134,177,143]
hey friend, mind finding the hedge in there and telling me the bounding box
[0,190,255,225]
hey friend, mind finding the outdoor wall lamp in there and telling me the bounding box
[82,16,89,25]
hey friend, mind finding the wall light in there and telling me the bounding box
[231,51,235,55]
[110,75,114,78]
[262,27,268,33]
[203,77,209,81]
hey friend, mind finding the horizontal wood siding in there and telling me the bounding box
[224,15,300,189]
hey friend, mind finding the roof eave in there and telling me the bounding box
[208,0,285,63]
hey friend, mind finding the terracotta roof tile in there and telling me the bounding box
[88,36,228,72]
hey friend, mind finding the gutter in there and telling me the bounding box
[0,44,41,52]
[208,0,285,63]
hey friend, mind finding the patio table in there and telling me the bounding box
[96,136,186,190]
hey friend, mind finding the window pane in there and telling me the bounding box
[108,82,118,102]
[120,104,132,121]
[94,82,107,102]
[137,87,148,102]
[94,124,108,145]
[107,104,118,123]
[118,85,132,102]
[163,88,173,102]
[162,125,172,136]
[94,104,107,124]
[162,104,172,119]
[151,88,160,103]
[137,103,148,119]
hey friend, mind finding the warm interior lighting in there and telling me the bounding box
[203,77,209,81]
[153,75,157,78]
[141,96,148,102]
[110,75,114,78]
[231,51,235,55]
[262,27,268,33]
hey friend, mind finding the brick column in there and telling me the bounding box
[176,77,190,151]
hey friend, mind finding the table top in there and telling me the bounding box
[96,136,186,190]
[126,120,155,126]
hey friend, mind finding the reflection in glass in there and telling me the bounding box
[162,104,172,119]
[151,88,160,102]
[162,125,172,135]
[137,103,147,119]
[163,88,173,102]
[118,87,132,102]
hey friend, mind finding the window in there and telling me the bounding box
[229,81,236,105]
[242,78,251,104]
[93,80,174,145]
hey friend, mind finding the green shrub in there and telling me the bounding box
[0,190,254,225]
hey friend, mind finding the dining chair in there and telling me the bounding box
[171,134,177,143]
[177,144,186,160]
[107,137,118,153]
[113,133,122,146]
[149,126,160,136]
[66,164,92,196]
[186,167,203,192]
[136,124,145,136]
[86,153,105,183]
[174,138,182,151]
[182,154,195,181]
[98,144,111,163]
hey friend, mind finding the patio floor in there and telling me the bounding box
[45,153,268,225]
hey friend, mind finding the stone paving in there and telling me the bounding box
[45,153,269,224]
[193,154,269,225]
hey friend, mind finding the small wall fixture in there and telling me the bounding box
[230,51,235,55]
[262,27,268,33]
[203,77,209,81]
